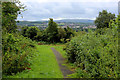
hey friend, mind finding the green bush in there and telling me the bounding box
[2,33,36,75]
[26,26,40,40]
[64,19,119,78]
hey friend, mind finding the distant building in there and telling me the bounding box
[83,25,96,29]
[76,26,80,28]
[119,1,120,14]
[28,25,35,26]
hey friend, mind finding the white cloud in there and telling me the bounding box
[20,0,119,3]
[18,1,118,21]
[41,17,96,21]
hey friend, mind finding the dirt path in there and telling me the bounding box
[51,48,73,78]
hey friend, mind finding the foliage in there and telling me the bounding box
[1,0,36,75]
[118,13,120,73]
[2,1,25,33]
[58,27,66,41]
[20,17,76,43]
[2,33,36,75]
[21,26,46,42]
[25,26,40,40]
[39,30,49,42]
[64,26,75,40]
[57,27,66,43]
[46,18,59,43]
[64,18,119,78]
[21,18,76,43]
[34,31,43,41]
[21,26,29,37]
[95,10,116,29]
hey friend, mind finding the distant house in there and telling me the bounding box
[76,26,80,28]
[83,25,96,29]
[36,26,39,27]
[62,26,67,28]
[28,25,35,26]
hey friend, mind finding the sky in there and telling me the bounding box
[17,0,119,21]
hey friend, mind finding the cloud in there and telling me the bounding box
[20,0,119,2]
[18,1,118,21]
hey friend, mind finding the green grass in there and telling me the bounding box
[54,45,67,58]
[54,45,76,78]
[3,45,63,78]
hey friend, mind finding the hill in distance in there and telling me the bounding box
[55,19,94,23]
[17,19,94,26]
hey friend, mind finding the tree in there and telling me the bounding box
[26,26,40,40]
[21,26,29,37]
[46,18,58,42]
[34,31,43,41]
[64,26,75,39]
[58,27,66,43]
[2,1,25,33]
[118,13,120,28]
[95,10,116,29]
[58,27,66,39]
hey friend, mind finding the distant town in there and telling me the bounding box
[17,19,97,31]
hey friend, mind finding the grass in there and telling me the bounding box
[54,45,67,58]
[3,45,63,78]
[54,45,76,77]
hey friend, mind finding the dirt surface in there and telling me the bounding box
[51,48,74,78]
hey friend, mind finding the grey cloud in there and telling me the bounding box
[17,1,118,21]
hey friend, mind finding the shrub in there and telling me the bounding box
[64,20,119,78]
[2,33,36,75]
[25,26,40,40]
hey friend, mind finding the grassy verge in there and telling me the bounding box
[3,45,63,78]
[54,45,67,58]
[54,45,76,78]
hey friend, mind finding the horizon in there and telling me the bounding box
[18,18,96,22]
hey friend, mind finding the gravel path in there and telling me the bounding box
[51,47,73,78]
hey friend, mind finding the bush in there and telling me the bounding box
[25,26,40,40]
[2,33,36,75]
[64,20,119,78]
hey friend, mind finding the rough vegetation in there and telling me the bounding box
[64,15,119,78]
[2,1,36,75]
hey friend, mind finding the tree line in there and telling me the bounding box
[21,18,76,43]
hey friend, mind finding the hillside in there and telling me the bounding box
[55,19,94,23]
[17,19,94,26]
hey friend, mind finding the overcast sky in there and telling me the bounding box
[17,0,119,21]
